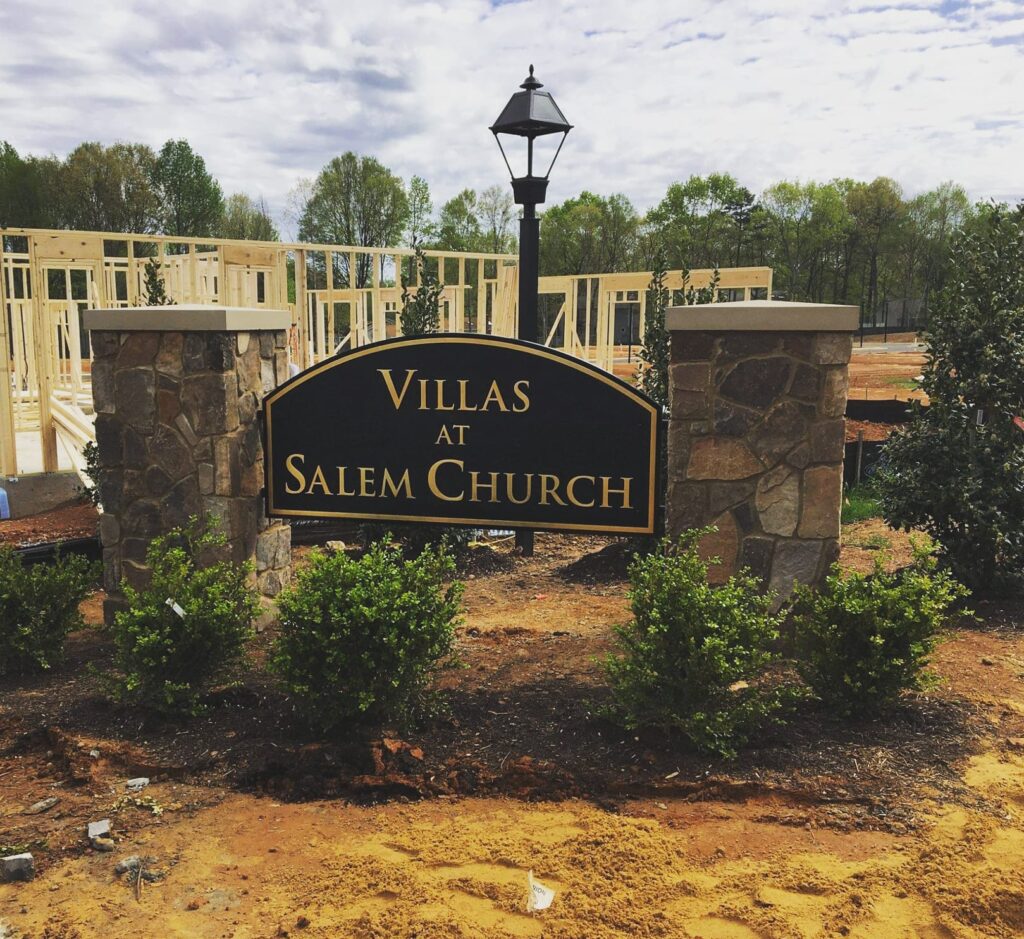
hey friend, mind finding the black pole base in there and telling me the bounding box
[516,529,535,556]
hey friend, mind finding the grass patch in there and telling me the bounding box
[884,375,920,390]
[842,484,882,524]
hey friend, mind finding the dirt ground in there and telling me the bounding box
[0,504,99,548]
[847,352,928,404]
[3,529,1024,938]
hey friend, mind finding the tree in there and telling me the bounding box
[637,254,670,407]
[646,174,753,269]
[298,153,410,287]
[0,142,63,229]
[435,189,481,252]
[60,142,160,233]
[539,191,639,275]
[878,202,1024,592]
[477,185,516,253]
[221,193,278,241]
[151,139,224,237]
[760,180,848,301]
[406,175,435,247]
[141,255,174,305]
[400,248,443,336]
[846,177,906,317]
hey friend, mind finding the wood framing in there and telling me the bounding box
[0,226,772,478]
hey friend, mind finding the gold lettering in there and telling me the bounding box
[336,466,356,496]
[306,464,331,496]
[539,473,567,506]
[512,380,530,412]
[381,468,413,499]
[567,475,596,508]
[377,368,417,409]
[480,380,509,412]
[435,379,455,411]
[418,378,429,409]
[359,466,375,496]
[505,472,533,504]
[435,425,454,445]
[427,458,464,501]
[453,424,469,445]
[600,476,633,509]
[284,453,306,494]
[457,379,477,411]
[469,471,500,503]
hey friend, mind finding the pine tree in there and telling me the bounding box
[142,255,174,306]
[400,248,443,336]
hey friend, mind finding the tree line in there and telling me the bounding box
[0,139,276,242]
[1,139,977,315]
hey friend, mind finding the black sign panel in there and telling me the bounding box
[263,336,659,534]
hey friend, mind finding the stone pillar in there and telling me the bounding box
[666,300,858,595]
[84,306,294,624]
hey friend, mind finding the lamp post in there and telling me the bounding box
[491,65,571,556]
[491,64,572,345]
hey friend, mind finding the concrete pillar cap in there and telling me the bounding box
[667,300,859,332]
[83,306,291,332]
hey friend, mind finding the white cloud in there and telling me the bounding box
[0,0,1021,235]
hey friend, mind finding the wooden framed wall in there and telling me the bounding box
[1,226,772,477]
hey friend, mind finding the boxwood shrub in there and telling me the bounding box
[271,538,462,731]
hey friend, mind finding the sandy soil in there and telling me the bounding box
[2,530,1023,938]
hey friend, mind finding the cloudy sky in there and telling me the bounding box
[1,0,1021,234]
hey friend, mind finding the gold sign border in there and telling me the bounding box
[264,336,659,534]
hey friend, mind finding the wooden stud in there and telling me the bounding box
[0,236,18,475]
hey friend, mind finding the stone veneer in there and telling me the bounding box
[85,306,293,624]
[666,300,857,595]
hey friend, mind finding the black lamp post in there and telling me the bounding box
[490,65,572,344]
[490,65,571,557]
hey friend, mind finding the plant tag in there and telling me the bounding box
[526,870,555,912]
[165,598,186,619]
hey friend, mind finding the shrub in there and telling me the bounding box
[107,516,258,715]
[790,546,968,716]
[81,440,102,507]
[603,530,787,758]
[877,202,1024,592]
[272,538,462,731]
[841,483,881,524]
[0,546,97,675]
[400,247,443,336]
[357,521,475,560]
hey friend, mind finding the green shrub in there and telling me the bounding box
[272,538,462,730]
[603,530,787,758]
[0,546,97,675]
[877,202,1024,592]
[81,440,102,507]
[107,516,258,715]
[790,546,968,716]
[842,483,881,524]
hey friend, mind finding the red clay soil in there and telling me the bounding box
[844,419,895,443]
[0,503,99,548]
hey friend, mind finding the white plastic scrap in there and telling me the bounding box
[165,598,186,619]
[526,870,555,913]
[125,777,150,792]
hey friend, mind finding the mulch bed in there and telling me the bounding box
[0,502,99,548]
[2,534,1015,849]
